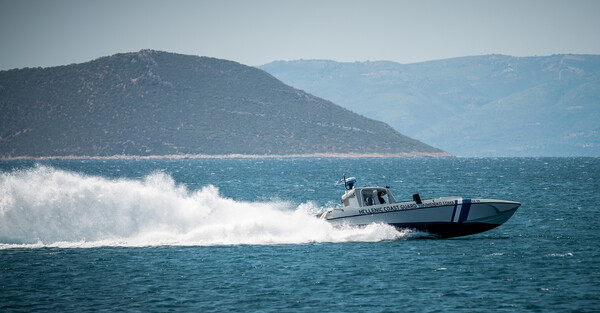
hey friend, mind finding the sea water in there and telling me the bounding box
[1,158,598,312]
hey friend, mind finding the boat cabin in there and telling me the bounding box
[341,187,397,208]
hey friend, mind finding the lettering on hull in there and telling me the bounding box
[357,200,455,216]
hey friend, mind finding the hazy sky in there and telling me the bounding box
[1,0,599,70]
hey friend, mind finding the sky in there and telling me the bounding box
[1,0,599,70]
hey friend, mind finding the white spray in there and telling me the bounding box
[0,166,409,248]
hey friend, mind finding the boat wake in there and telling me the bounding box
[0,166,411,249]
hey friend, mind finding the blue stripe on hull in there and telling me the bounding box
[458,199,471,222]
[451,200,458,222]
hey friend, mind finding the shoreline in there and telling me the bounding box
[1,152,453,161]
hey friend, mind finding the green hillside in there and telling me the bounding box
[0,50,445,158]
[261,55,600,156]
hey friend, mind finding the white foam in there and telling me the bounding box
[546,252,574,257]
[0,166,408,248]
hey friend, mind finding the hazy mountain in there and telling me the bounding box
[0,50,446,158]
[260,55,600,156]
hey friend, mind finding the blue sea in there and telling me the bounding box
[1,158,598,312]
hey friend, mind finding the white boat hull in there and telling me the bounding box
[322,197,520,238]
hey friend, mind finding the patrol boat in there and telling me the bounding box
[319,177,520,238]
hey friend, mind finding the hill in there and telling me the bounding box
[0,50,446,158]
[260,55,600,156]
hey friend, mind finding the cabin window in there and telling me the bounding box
[361,190,374,206]
[375,190,388,205]
[364,195,374,206]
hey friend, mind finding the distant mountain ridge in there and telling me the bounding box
[260,55,600,156]
[0,50,446,158]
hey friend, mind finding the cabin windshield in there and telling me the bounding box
[342,187,396,207]
[360,188,393,207]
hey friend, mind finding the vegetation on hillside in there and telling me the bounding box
[0,50,444,157]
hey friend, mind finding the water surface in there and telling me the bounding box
[1,158,598,312]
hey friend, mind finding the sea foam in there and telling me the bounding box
[0,166,407,248]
